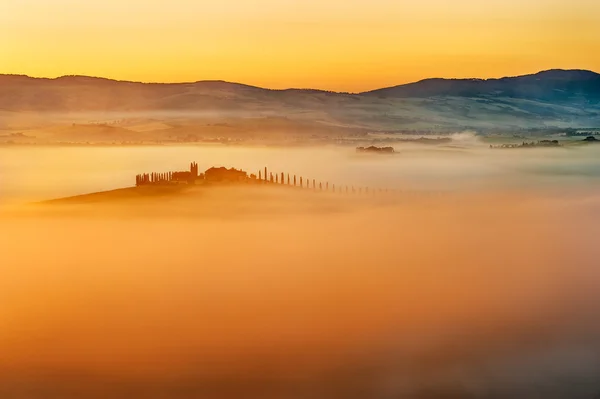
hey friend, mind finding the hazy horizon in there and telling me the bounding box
[3,0,600,91]
[3,67,599,93]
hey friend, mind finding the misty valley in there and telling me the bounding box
[4,0,600,395]
[1,135,600,398]
[2,44,600,398]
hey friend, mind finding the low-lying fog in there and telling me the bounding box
[1,137,600,398]
[1,133,600,205]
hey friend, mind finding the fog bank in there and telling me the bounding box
[1,186,600,398]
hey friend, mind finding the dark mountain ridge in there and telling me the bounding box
[2,69,599,96]
[363,69,600,104]
[1,69,599,132]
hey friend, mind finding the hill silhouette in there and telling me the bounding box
[1,69,599,135]
[363,70,600,104]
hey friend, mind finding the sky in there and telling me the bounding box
[1,0,599,92]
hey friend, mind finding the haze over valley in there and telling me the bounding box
[1,69,599,145]
[3,144,600,398]
[3,0,600,397]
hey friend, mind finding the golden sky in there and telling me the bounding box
[1,0,599,92]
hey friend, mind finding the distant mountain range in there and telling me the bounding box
[364,70,600,103]
[1,69,599,137]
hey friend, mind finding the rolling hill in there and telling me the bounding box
[1,69,599,141]
[363,70,600,104]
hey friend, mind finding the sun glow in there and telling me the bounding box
[2,0,599,91]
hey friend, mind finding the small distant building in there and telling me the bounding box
[204,167,248,182]
[171,171,193,182]
[356,146,395,154]
[172,162,199,183]
[136,162,250,187]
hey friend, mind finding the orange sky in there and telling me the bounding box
[1,0,599,92]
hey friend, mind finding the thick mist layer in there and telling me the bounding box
[2,138,600,205]
[2,184,600,398]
